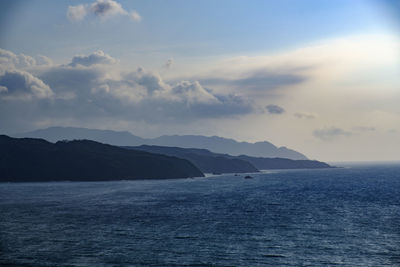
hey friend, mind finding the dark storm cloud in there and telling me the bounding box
[0,70,53,100]
[265,104,285,114]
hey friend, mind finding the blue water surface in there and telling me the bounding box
[1,164,400,266]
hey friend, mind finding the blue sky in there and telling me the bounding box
[1,0,398,61]
[0,0,399,161]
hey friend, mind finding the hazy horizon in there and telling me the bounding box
[1,0,400,162]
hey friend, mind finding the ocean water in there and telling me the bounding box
[1,164,399,266]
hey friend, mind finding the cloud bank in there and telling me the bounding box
[0,48,253,132]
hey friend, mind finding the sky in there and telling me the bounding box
[0,0,400,161]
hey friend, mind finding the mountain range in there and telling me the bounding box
[15,127,308,160]
[132,145,331,173]
[1,134,332,183]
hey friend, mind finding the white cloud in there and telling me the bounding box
[90,0,126,17]
[99,67,250,117]
[130,10,142,22]
[67,4,88,22]
[0,49,54,70]
[69,50,117,67]
[36,55,53,66]
[170,80,219,104]
[16,54,36,68]
[67,0,142,22]
[0,49,37,69]
[126,67,168,96]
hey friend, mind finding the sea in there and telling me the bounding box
[1,163,399,266]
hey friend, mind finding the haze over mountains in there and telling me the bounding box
[15,127,308,160]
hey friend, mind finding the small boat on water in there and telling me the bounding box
[244,175,253,179]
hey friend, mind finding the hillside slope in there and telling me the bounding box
[0,135,203,182]
[131,145,258,174]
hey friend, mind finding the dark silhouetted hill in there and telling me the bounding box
[130,145,332,172]
[0,135,203,182]
[130,145,258,174]
[131,145,332,173]
[238,155,332,170]
[16,127,307,160]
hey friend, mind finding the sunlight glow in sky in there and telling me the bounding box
[0,0,399,161]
